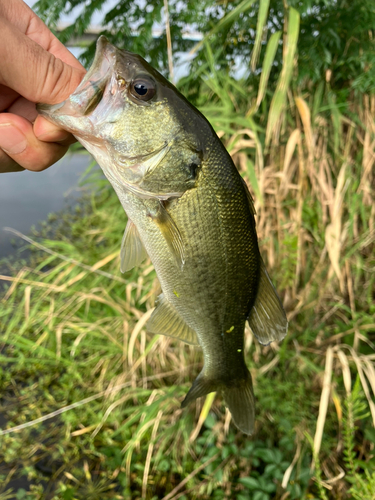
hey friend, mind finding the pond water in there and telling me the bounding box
[0,153,94,259]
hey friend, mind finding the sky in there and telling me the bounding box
[25,0,114,25]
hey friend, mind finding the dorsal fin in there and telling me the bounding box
[147,294,199,345]
[248,258,288,345]
[120,220,148,273]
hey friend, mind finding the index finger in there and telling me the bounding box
[0,0,84,71]
[0,16,85,105]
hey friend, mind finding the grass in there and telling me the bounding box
[1,16,375,500]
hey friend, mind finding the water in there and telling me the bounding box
[0,153,94,258]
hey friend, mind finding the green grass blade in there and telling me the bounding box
[248,30,281,116]
[265,7,300,146]
[327,92,342,156]
[250,0,270,71]
[246,158,263,205]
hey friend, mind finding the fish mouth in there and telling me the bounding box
[37,36,117,127]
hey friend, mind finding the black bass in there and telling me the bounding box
[38,36,288,434]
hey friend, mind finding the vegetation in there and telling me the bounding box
[0,0,374,499]
[34,0,375,91]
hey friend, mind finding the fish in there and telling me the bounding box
[37,36,288,435]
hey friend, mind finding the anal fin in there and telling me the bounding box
[147,294,199,345]
[181,371,217,407]
[120,220,148,273]
[248,258,288,345]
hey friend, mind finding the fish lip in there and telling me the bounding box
[36,35,117,119]
[76,35,116,91]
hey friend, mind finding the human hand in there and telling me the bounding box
[0,0,86,173]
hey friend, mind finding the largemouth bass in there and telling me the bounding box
[38,36,288,434]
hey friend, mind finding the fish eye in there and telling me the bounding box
[130,77,156,101]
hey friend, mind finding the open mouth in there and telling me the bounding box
[37,36,116,120]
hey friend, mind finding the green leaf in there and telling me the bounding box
[16,490,28,500]
[265,7,300,146]
[253,491,269,500]
[61,489,75,500]
[254,31,282,111]
[158,458,170,472]
[251,0,271,71]
[239,476,260,490]
[204,412,216,429]
[246,159,263,205]
[254,448,275,463]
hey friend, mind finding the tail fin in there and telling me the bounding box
[222,376,255,435]
[181,370,255,435]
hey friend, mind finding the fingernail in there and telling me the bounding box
[37,130,70,142]
[0,123,27,155]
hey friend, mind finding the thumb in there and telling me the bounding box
[0,18,85,105]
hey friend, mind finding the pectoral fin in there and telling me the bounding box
[120,220,148,273]
[151,202,185,269]
[247,258,288,345]
[147,294,199,345]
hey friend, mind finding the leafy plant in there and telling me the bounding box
[343,378,375,500]
[34,0,375,91]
